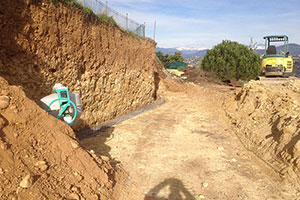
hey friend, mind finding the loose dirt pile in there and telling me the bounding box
[0,77,138,199]
[182,67,222,86]
[224,80,300,189]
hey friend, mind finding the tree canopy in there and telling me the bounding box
[201,40,261,81]
[156,51,184,68]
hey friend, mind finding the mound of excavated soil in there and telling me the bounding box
[0,77,138,199]
[182,67,222,86]
[224,80,300,188]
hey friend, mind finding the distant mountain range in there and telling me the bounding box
[255,43,300,55]
[156,47,208,58]
[156,43,300,58]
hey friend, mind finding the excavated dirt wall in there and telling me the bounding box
[224,80,300,189]
[0,0,160,129]
[0,77,140,199]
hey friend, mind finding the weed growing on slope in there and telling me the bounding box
[97,13,118,27]
[50,0,156,44]
[51,0,117,26]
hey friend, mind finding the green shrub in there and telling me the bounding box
[201,40,261,81]
[82,7,97,17]
[97,13,118,26]
[52,0,117,26]
[156,51,184,68]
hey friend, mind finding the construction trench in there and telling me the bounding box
[0,0,300,199]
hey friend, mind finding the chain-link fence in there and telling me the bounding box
[76,0,145,37]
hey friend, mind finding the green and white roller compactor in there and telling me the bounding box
[40,83,82,126]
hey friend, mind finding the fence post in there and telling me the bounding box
[153,20,156,41]
[105,1,108,15]
[126,13,128,30]
[143,22,146,37]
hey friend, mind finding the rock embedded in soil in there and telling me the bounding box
[89,150,95,154]
[70,140,80,149]
[293,141,300,158]
[282,125,297,135]
[35,160,48,172]
[0,96,10,109]
[74,172,83,182]
[71,185,80,193]
[100,155,110,161]
[0,140,8,150]
[19,174,33,188]
[69,193,80,200]
[202,182,209,188]
[0,117,5,129]
[217,146,224,151]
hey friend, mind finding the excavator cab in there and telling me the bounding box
[261,35,293,77]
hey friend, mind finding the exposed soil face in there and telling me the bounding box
[80,80,298,200]
[0,1,159,197]
[224,80,300,189]
[0,0,160,129]
[0,77,139,200]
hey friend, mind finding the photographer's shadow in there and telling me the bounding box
[144,178,196,200]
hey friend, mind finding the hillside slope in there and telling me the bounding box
[0,77,139,199]
[0,0,161,129]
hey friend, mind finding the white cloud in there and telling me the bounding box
[106,0,300,48]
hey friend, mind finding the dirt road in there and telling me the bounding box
[80,84,297,200]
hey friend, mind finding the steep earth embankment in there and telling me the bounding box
[224,80,300,189]
[0,0,160,129]
[0,77,140,199]
[0,0,158,198]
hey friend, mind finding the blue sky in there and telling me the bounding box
[107,0,300,48]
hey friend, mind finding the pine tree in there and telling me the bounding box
[201,40,261,81]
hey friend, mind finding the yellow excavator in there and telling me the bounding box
[261,35,293,77]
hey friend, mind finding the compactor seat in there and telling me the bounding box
[266,45,277,55]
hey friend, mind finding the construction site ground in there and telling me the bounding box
[80,82,298,200]
[2,1,300,199]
